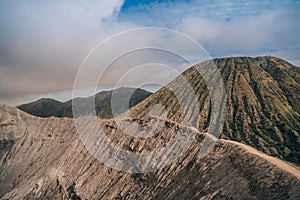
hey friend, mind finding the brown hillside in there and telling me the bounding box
[129,56,300,164]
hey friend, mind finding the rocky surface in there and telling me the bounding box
[0,105,299,199]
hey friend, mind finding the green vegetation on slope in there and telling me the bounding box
[130,56,300,164]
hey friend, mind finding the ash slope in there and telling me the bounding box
[0,105,299,199]
[130,56,300,164]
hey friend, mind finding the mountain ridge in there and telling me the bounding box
[17,87,152,119]
[0,105,299,199]
[15,56,300,164]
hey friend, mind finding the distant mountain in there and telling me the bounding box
[16,98,64,118]
[129,56,300,164]
[17,87,152,118]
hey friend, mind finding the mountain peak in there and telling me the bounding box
[129,56,300,164]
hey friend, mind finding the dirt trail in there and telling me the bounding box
[223,139,300,179]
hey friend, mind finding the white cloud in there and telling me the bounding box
[118,0,300,64]
[176,10,300,51]
[0,0,137,100]
[0,0,300,104]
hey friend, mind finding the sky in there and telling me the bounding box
[0,0,300,105]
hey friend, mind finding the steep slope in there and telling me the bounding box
[129,56,300,164]
[0,105,299,199]
[17,87,152,118]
